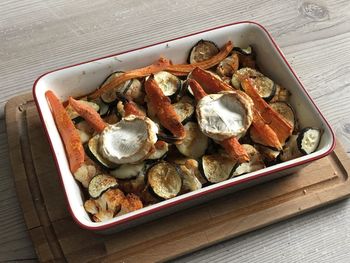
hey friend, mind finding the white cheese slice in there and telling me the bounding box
[196,92,252,141]
[100,116,158,164]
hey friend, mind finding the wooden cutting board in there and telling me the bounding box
[5,93,350,263]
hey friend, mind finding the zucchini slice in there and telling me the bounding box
[297,128,322,155]
[232,46,256,69]
[270,102,295,131]
[66,100,100,123]
[100,72,132,104]
[231,68,276,101]
[255,144,281,163]
[231,144,265,177]
[85,135,119,170]
[110,162,145,180]
[176,122,209,159]
[201,154,237,183]
[88,174,118,199]
[147,141,169,160]
[280,135,302,162]
[147,161,182,199]
[172,99,195,124]
[153,71,181,100]
[123,78,145,104]
[188,40,219,64]
[177,163,202,193]
[216,54,239,77]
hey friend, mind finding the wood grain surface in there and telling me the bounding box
[1,0,350,262]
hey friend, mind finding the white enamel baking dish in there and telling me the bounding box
[33,21,335,233]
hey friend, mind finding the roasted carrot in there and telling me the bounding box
[251,109,282,150]
[145,75,186,141]
[68,97,107,133]
[220,137,250,163]
[89,41,233,100]
[45,91,84,173]
[241,78,292,144]
[190,67,232,93]
[187,79,207,101]
[124,101,146,118]
[166,41,234,76]
[154,140,167,150]
[89,57,172,99]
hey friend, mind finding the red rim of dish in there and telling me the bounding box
[33,21,336,231]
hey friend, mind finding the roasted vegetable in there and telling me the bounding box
[110,162,146,180]
[176,122,209,159]
[231,144,265,176]
[188,40,219,64]
[201,154,237,183]
[297,128,322,155]
[152,71,182,101]
[88,174,118,199]
[85,135,119,170]
[45,91,84,173]
[100,72,132,104]
[147,161,182,199]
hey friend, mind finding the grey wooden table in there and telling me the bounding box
[1,0,350,262]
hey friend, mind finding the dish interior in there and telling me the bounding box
[34,22,334,229]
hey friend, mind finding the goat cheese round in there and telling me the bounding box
[99,116,158,164]
[196,91,253,141]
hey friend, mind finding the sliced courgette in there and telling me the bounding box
[123,78,145,104]
[297,128,322,155]
[85,135,119,170]
[270,101,295,131]
[177,163,202,193]
[231,68,276,101]
[172,99,195,124]
[110,162,146,180]
[188,40,219,64]
[176,122,209,159]
[231,144,265,177]
[201,154,237,183]
[88,174,118,199]
[147,161,182,199]
[147,141,169,160]
[100,72,132,104]
[152,71,182,101]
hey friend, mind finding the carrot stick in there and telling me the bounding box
[190,67,232,93]
[89,41,233,100]
[220,137,250,163]
[187,79,207,101]
[166,41,234,75]
[89,57,172,99]
[45,91,85,173]
[251,109,282,150]
[68,97,107,133]
[241,78,292,144]
[145,75,186,140]
[124,101,146,117]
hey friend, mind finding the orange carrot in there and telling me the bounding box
[190,67,232,93]
[89,41,233,100]
[166,41,234,75]
[68,97,107,133]
[187,79,207,101]
[154,140,167,150]
[45,91,84,173]
[251,109,282,150]
[220,137,250,163]
[241,78,292,144]
[89,57,172,99]
[145,75,186,140]
[124,101,146,117]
